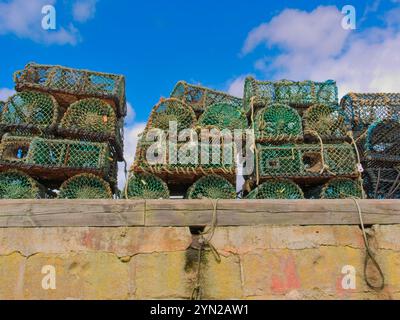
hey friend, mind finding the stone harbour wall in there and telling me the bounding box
[1,225,400,300]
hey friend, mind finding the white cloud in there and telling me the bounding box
[0,88,15,101]
[72,0,98,23]
[226,75,250,98]
[117,122,146,191]
[0,0,87,45]
[241,6,400,98]
[125,102,136,125]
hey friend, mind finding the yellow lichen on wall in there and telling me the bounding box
[0,225,399,300]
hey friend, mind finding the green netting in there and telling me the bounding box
[340,93,400,133]
[257,143,358,179]
[14,62,126,117]
[170,81,243,113]
[0,170,42,199]
[0,91,59,131]
[125,172,170,199]
[146,98,197,132]
[133,136,236,176]
[303,104,349,141]
[244,77,338,113]
[60,98,117,136]
[0,135,111,174]
[320,178,363,199]
[254,104,303,142]
[363,168,400,199]
[58,173,112,199]
[0,101,4,122]
[365,120,400,163]
[198,103,248,131]
[186,175,236,199]
[246,179,304,199]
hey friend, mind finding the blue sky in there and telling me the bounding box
[0,0,399,187]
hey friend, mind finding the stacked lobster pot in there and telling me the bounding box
[0,62,126,199]
[126,81,247,199]
[244,77,363,199]
[341,93,400,199]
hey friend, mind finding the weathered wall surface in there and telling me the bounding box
[1,225,399,300]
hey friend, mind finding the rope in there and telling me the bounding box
[304,129,334,175]
[191,199,221,300]
[250,96,260,186]
[350,198,385,291]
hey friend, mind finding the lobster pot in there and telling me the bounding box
[146,98,197,133]
[0,91,59,133]
[243,77,338,114]
[303,104,350,141]
[198,103,248,131]
[320,178,363,199]
[365,120,400,163]
[125,172,170,199]
[58,174,112,199]
[340,93,400,134]
[0,170,44,199]
[170,81,243,114]
[186,175,236,199]
[14,62,126,117]
[254,104,303,142]
[257,143,358,181]
[0,101,4,122]
[363,168,400,199]
[132,136,237,186]
[246,179,304,199]
[59,98,123,160]
[0,135,112,182]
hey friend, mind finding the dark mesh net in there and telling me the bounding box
[170,81,243,113]
[186,175,236,199]
[14,62,126,117]
[364,167,400,199]
[198,103,248,131]
[58,173,112,199]
[320,178,363,199]
[254,104,303,142]
[244,77,338,113]
[0,91,59,131]
[246,179,304,199]
[365,120,400,163]
[340,93,400,133]
[257,143,358,179]
[125,172,170,199]
[0,170,43,199]
[303,104,349,141]
[147,98,197,132]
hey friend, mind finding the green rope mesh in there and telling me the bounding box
[186,175,236,199]
[340,93,400,132]
[0,170,42,199]
[365,120,400,163]
[198,103,248,131]
[0,91,59,130]
[14,62,126,117]
[257,143,358,178]
[58,173,112,199]
[246,179,304,199]
[255,104,303,141]
[170,81,243,113]
[0,101,4,122]
[364,168,400,199]
[0,134,33,164]
[147,98,197,132]
[243,77,338,113]
[133,137,236,174]
[303,104,349,140]
[60,98,117,136]
[125,173,170,199]
[320,178,363,199]
[25,138,110,170]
